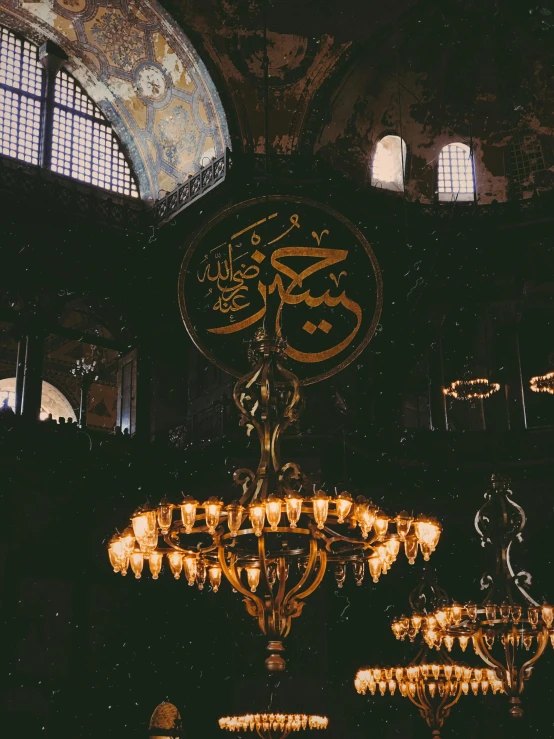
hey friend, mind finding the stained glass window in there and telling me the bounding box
[0,25,139,197]
[371,135,406,192]
[438,143,475,202]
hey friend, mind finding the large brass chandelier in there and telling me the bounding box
[391,475,553,717]
[108,331,441,669]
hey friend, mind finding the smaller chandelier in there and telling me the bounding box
[219,714,328,739]
[529,370,554,395]
[443,378,500,401]
[397,475,554,718]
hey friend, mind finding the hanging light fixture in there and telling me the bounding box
[443,378,500,401]
[356,660,501,738]
[107,331,442,670]
[411,475,553,717]
[529,370,554,395]
[219,714,328,739]
[368,575,503,738]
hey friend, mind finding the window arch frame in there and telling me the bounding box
[370,132,409,193]
[436,141,476,203]
[0,25,139,198]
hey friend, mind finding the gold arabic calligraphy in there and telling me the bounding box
[195,212,363,364]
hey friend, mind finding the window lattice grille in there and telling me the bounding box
[438,143,474,201]
[0,26,139,197]
[52,71,138,197]
[0,27,43,164]
[509,136,545,196]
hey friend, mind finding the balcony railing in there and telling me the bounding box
[153,150,229,226]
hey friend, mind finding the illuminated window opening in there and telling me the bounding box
[0,25,138,197]
[438,143,475,202]
[371,135,406,192]
[0,377,76,421]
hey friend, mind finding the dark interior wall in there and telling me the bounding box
[1,152,554,739]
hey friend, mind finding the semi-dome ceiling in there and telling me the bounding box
[0,0,231,200]
[162,0,554,203]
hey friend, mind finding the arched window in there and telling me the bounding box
[0,377,76,421]
[371,135,407,192]
[438,143,475,202]
[0,26,138,197]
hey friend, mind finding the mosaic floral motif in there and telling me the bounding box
[135,64,167,102]
[91,10,144,73]
[158,105,199,169]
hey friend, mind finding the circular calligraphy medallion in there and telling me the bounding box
[178,196,383,385]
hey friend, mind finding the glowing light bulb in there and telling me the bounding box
[266,496,282,531]
[511,605,522,624]
[208,565,222,592]
[414,517,441,549]
[528,606,539,627]
[312,492,330,529]
[428,682,436,698]
[196,559,207,590]
[249,502,265,536]
[226,502,245,537]
[246,566,261,592]
[542,605,554,628]
[130,551,144,579]
[120,528,135,557]
[465,602,477,622]
[420,541,433,561]
[385,537,400,559]
[500,602,511,623]
[368,555,382,583]
[451,603,462,625]
[395,511,413,540]
[148,551,163,579]
[352,560,364,586]
[285,494,303,528]
[335,492,353,523]
[444,635,454,652]
[458,635,469,652]
[404,536,418,564]
[183,555,197,586]
[108,539,126,573]
[180,497,198,534]
[204,497,222,534]
[334,563,346,588]
[132,510,157,552]
[131,510,156,539]
[167,550,183,579]
[373,513,389,540]
[355,499,376,538]
[157,503,173,535]
[436,609,448,629]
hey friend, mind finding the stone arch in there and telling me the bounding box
[0,0,231,201]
